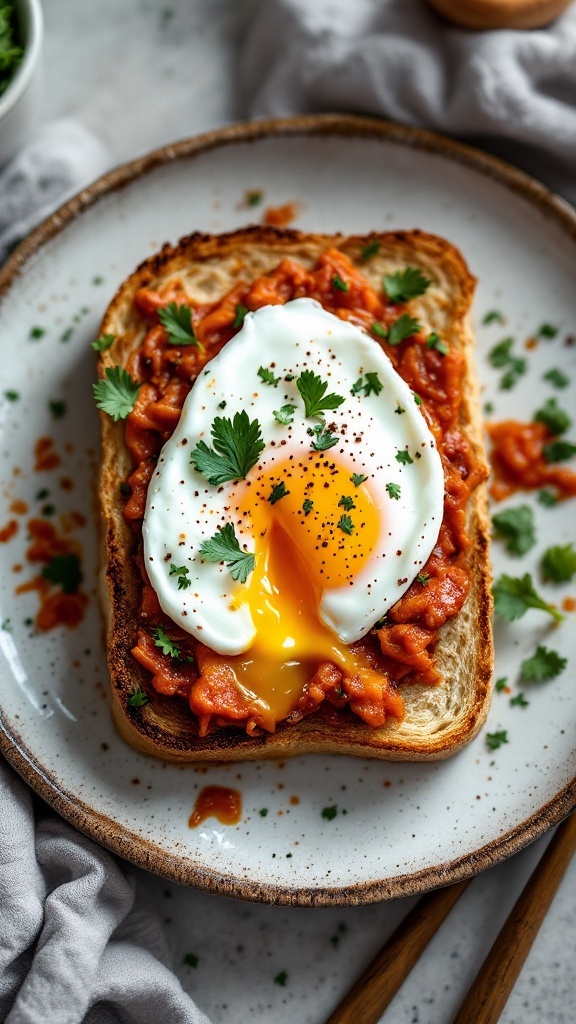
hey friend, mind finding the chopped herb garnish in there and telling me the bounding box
[486,730,509,751]
[543,368,570,389]
[534,397,571,436]
[510,692,529,708]
[338,495,356,511]
[383,267,431,303]
[484,401,494,416]
[489,337,515,367]
[386,482,401,500]
[268,481,290,505]
[321,805,338,821]
[521,645,567,682]
[4,390,19,401]
[273,404,296,425]
[191,411,265,485]
[128,688,148,709]
[426,332,449,356]
[218,400,226,410]
[492,573,564,622]
[541,542,576,583]
[309,422,339,452]
[92,275,104,285]
[182,953,199,968]
[41,553,82,594]
[387,313,421,346]
[152,626,185,660]
[91,334,115,352]
[29,326,46,340]
[351,371,383,398]
[539,323,558,338]
[416,573,430,586]
[158,302,200,347]
[412,392,422,406]
[49,400,66,419]
[351,472,368,487]
[259,807,269,817]
[332,274,349,292]
[93,366,140,421]
[169,563,191,590]
[500,358,527,390]
[371,322,388,339]
[495,677,508,692]
[60,327,74,343]
[199,523,255,583]
[395,449,414,466]
[337,514,354,535]
[258,365,280,387]
[537,488,558,507]
[482,310,505,325]
[543,439,576,463]
[302,498,314,516]
[246,190,262,206]
[395,404,405,415]
[274,972,288,987]
[297,369,345,419]
[360,240,380,260]
[491,505,536,556]
[232,303,249,329]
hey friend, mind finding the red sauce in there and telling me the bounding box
[34,437,61,472]
[121,248,486,735]
[488,420,576,501]
[263,202,300,227]
[0,519,18,543]
[17,516,88,631]
[563,597,576,613]
[188,785,242,827]
[9,499,28,515]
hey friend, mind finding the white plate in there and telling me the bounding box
[1,115,575,905]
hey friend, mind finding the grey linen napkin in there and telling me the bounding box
[240,0,576,205]
[0,758,211,1024]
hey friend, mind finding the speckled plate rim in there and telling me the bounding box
[1,113,575,907]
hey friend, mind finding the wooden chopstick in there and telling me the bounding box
[452,809,576,1024]
[324,876,471,1024]
[325,810,576,1024]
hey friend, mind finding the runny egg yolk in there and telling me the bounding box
[225,453,383,725]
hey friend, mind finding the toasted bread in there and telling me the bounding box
[96,227,493,762]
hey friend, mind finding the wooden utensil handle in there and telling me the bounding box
[452,810,576,1024]
[325,877,471,1024]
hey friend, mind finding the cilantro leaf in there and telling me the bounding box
[383,267,431,303]
[510,692,529,708]
[537,489,558,507]
[198,522,255,583]
[268,481,290,505]
[486,730,509,751]
[169,564,191,590]
[541,543,576,582]
[539,323,558,338]
[495,677,509,692]
[128,688,148,710]
[332,274,349,292]
[152,626,185,660]
[351,473,368,487]
[191,411,265,485]
[543,368,570,389]
[273,404,296,425]
[232,304,248,329]
[91,334,115,352]
[351,372,384,398]
[483,310,505,325]
[416,573,430,586]
[426,332,449,356]
[360,240,380,260]
[41,553,82,594]
[386,482,401,500]
[338,495,356,511]
[93,366,140,421]
[387,314,421,346]
[309,422,339,451]
[500,358,527,390]
[338,514,354,535]
[297,370,345,419]
[371,322,388,339]
[520,645,567,682]
[543,439,576,463]
[395,449,414,466]
[534,397,571,436]
[158,302,200,347]
[302,498,314,516]
[492,573,564,622]
[258,366,280,387]
[321,805,338,821]
[491,505,536,556]
[489,337,515,368]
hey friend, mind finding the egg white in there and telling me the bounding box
[142,298,444,655]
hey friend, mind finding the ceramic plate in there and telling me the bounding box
[1,116,575,905]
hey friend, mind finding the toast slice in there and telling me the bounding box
[96,226,493,762]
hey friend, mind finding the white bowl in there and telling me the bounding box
[0,0,43,167]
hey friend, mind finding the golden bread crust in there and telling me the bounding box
[97,226,493,762]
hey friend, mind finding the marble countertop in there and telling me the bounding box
[31,1,576,1021]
